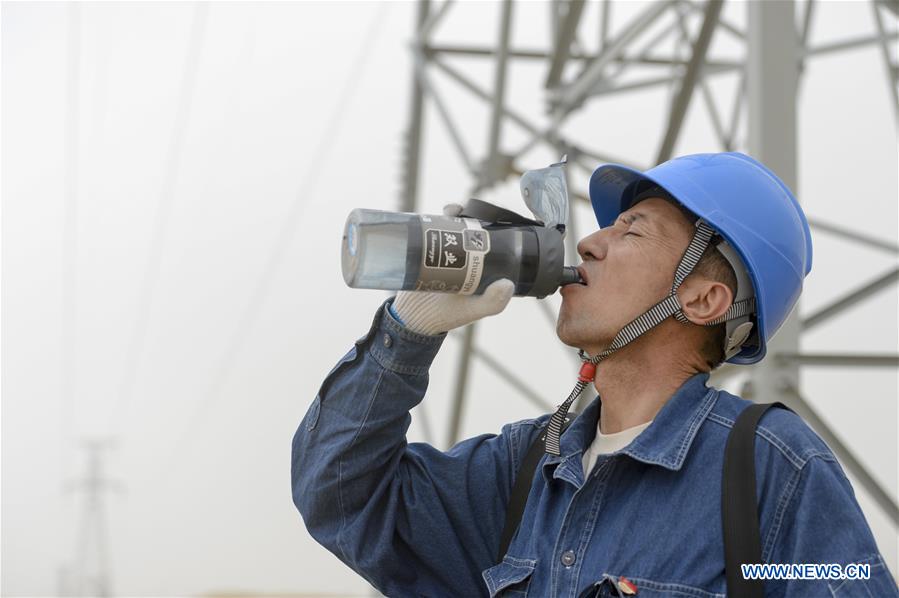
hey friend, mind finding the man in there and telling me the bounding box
[292,152,897,596]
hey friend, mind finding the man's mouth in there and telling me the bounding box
[576,266,589,285]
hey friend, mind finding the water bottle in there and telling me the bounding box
[341,157,584,298]
[341,201,582,298]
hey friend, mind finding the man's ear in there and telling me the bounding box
[678,278,733,325]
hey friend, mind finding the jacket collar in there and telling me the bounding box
[542,372,717,484]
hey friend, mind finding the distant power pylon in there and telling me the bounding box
[62,439,123,597]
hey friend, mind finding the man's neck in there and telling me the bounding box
[589,328,705,434]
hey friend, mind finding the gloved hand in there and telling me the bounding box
[392,278,515,335]
[390,203,515,335]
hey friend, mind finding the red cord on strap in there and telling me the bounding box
[578,361,597,383]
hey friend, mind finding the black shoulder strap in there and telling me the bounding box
[498,401,794,584]
[723,401,792,598]
[497,418,571,562]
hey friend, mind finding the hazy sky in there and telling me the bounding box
[2,1,897,596]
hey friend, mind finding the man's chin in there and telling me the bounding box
[556,321,593,351]
[555,317,612,354]
[555,331,579,349]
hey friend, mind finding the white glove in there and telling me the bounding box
[392,278,515,335]
[391,203,515,335]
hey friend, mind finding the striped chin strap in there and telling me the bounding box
[544,220,756,456]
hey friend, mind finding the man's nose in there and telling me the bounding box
[577,229,609,261]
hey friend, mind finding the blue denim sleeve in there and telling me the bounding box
[291,299,536,597]
[766,453,899,597]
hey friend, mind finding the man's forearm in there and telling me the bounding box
[291,299,446,574]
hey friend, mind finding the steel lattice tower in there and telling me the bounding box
[62,440,123,597]
[398,0,899,535]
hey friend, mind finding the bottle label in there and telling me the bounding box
[417,217,491,294]
[423,229,467,270]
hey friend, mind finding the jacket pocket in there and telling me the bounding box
[482,556,537,597]
[580,573,724,598]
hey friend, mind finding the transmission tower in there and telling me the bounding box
[400,0,899,535]
[62,439,123,597]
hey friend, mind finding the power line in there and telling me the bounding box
[106,3,208,437]
[148,2,392,485]
[61,1,81,483]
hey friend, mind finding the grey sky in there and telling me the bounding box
[2,1,897,596]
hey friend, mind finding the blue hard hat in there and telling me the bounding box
[588,152,813,364]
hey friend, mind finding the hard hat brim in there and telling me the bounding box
[588,163,654,229]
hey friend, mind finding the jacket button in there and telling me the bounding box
[561,550,576,566]
[383,333,393,348]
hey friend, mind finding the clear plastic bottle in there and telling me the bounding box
[342,209,417,290]
[341,208,581,297]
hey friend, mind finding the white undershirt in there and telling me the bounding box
[582,419,654,477]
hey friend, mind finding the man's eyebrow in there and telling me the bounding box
[619,210,649,225]
[619,209,670,235]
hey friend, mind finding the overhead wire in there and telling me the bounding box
[105,3,209,437]
[147,2,392,485]
[61,1,81,484]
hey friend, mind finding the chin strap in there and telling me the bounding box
[545,221,755,456]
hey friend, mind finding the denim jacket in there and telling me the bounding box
[292,300,898,597]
